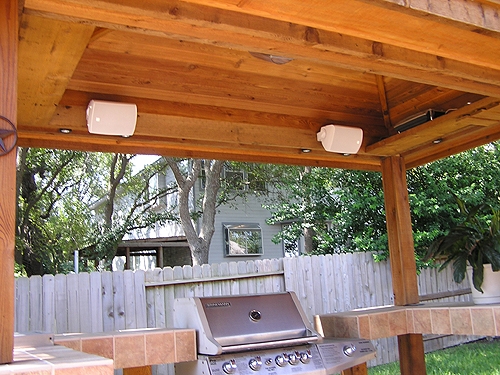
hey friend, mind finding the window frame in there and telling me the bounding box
[223,223,263,257]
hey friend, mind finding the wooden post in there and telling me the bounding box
[157,246,163,268]
[0,0,17,364]
[123,366,152,375]
[125,247,131,270]
[381,156,426,375]
[381,156,419,306]
[341,363,368,375]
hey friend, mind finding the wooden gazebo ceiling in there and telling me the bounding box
[17,0,500,171]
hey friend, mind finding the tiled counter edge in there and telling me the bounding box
[315,302,500,340]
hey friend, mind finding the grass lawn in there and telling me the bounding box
[368,339,500,375]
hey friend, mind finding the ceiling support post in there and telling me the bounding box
[381,156,419,306]
[381,156,426,375]
[0,0,18,365]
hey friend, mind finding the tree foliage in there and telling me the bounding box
[266,143,500,267]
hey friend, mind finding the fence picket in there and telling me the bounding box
[29,276,42,331]
[42,274,55,333]
[89,272,103,332]
[78,273,91,333]
[101,271,114,332]
[15,277,29,332]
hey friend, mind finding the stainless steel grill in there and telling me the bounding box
[174,292,375,375]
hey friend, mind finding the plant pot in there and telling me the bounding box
[467,264,500,304]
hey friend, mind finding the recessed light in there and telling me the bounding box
[59,128,72,134]
[433,138,443,144]
[301,148,312,153]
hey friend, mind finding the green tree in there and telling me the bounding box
[266,142,500,266]
[16,149,175,275]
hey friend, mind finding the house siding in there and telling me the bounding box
[207,195,283,264]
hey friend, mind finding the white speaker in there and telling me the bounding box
[316,125,363,154]
[86,100,137,137]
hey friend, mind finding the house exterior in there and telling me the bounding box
[115,160,287,269]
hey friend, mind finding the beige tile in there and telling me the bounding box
[145,331,175,365]
[430,308,452,334]
[406,309,415,333]
[114,334,146,368]
[450,308,472,335]
[54,364,114,375]
[369,312,390,339]
[174,330,197,363]
[388,310,407,336]
[55,338,82,351]
[81,337,114,360]
[330,316,359,338]
[412,309,432,333]
[471,307,496,336]
[494,306,500,335]
[358,315,371,339]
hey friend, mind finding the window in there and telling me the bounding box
[223,169,245,191]
[224,223,263,256]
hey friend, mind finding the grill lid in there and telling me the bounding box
[174,292,320,355]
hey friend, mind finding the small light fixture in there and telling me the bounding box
[59,128,72,134]
[249,52,293,65]
[301,148,312,153]
[433,138,443,144]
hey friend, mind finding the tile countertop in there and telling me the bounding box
[54,328,197,369]
[2,334,113,375]
[2,328,197,374]
[315,302,500,340]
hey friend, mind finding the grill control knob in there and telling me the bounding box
[275,354,287,367]
[343,344,357,357]
[249,356,262,371]
[222,359,237,374]
[299,350,312,364]
[288,352,299,365]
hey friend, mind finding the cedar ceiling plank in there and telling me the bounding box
[87,31,378,90]
[71,50,382,115]
[23,0,500,97]
[365,97,500,156]
[65,79,385,131]
[17,13,94,126]
[16,129,382,171]
[228,0,500,70]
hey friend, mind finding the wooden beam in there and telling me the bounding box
[0,0,17,365]
[381,156,419,306]
[17,13,94,126]
[23,0,500,97]
[366,97,500,156]
[375,75,392,131]
[17,127,383,171]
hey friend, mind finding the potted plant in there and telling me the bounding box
[426,196,500,304]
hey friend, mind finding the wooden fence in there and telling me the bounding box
[15,253,473,370]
